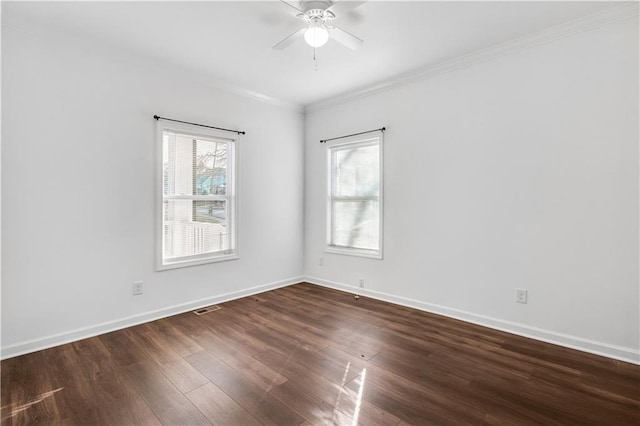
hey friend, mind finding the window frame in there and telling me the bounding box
[156,120,239,271]
[325,134,384,259]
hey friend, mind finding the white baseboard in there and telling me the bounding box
[305,276,640,365]
[0,276,304,360]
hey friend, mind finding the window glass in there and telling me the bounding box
[328,136,382,258]
[159,125,237,269]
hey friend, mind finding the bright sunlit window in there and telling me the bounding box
[158,122,238,270]
[327,135,383,259]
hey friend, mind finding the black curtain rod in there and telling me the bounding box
[154,115,245,135]
[320,127,386,144]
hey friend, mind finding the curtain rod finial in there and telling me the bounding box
[153,115,160,120]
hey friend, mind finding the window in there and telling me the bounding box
[327,135,383,258]
[158,121,238,269]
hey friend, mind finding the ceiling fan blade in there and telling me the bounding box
[326,1,366,17]
[280,0,303,17]
[327,25,364,50]
[272,28,305,50]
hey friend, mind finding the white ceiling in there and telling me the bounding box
[3,1,618,107]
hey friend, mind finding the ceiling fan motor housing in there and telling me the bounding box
[301,9,335,23]
[300,1,333,13]
[298,11,335,23]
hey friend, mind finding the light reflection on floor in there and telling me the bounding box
[1,387,64,420]
[330,361,367,425]
[331,361,351,422]
[352,368,367,426]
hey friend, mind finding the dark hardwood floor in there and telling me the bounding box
[2,282,639,425]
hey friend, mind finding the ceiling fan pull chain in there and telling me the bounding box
[314,47,319,71]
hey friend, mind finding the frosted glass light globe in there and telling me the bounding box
[304,25,329,48]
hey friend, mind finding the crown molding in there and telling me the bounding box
[305,2,639,114]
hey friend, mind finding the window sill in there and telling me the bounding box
[325,246,382,260]
[157,253,239,271]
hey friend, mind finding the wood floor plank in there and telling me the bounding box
[40,345,98,423]
[120,360,211,425]
[271,379,352,426]
[264,342,364,386]
[50,336,162,425]
[147,315,205,357]
[92,376,163,425]
[134,323,210,393]
[2,282,638,425]
[369,345,472,389]
[192,328,288,392]
[470,371,639,425]
[98,327,149,368]
[1,352,61,425]
[330,326,385,360]
[256,347,403,426]
[242,293,340,347]
[170,309,270,357]
[186,383,261,425]
[186,350,305,426]
[245,324,319,358]
[344,362,487,425]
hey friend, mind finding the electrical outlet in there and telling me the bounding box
[133,281,144,296]
[319,257,324,266]
[516,288,527,304]
[359,279,364,288]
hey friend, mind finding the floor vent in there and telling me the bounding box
[193,305,221,315]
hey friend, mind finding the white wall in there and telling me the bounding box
[304,17,639,363]
[1,22,304,357]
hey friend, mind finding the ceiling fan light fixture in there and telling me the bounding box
[304,24,329,48]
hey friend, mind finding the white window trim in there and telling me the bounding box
[156,119,240,271]
[325,134,384,260]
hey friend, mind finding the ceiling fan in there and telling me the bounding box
[273,0,365,51]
